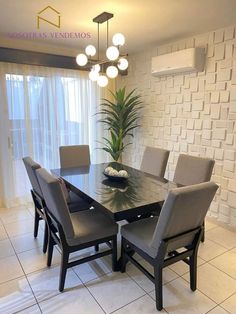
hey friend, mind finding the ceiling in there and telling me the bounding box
[0,0,236,55]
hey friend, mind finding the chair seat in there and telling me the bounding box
[121,217,158,258]
[67,209,118,246]
[67,191,92,213]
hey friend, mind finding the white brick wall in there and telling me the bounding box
[117,24,236,227]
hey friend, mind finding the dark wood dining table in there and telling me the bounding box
[51,162,177,221]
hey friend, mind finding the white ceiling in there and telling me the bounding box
[0,0,236,54]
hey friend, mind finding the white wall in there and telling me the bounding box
[117,25,236,227]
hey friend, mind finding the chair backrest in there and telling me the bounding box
[59,145,91,168]
[173,154,215,186]
[151,182,218,252]
[36,168,74,239]
[140,146,170,178]
[22,156,43,197]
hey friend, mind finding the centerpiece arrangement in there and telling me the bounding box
[97,87,143,181]
[104,165,129,181]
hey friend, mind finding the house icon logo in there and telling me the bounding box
[37,6,61,29]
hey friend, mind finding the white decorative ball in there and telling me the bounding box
[105,166,113,174]
[111,169,119,176]
[118,170,128,178]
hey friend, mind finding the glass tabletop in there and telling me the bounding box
[51,162,177,220]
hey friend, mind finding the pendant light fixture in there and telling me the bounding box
[76,12,128,87]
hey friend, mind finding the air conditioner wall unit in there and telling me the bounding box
[151,48,205,76]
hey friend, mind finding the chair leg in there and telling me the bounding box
[112,237,118,272]
[43,221,48,254]
[47,233,54,267]
[95,244,99,252]
[34,209,40,238]
[201,220,205,243]
[154,265,163,311]
[59,250,69,292]
[120,238,128,273]
[189,252,197,291]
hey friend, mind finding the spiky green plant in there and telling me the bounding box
[97,87,143,161]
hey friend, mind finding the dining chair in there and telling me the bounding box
[23,156,94,253]
[36,168,118,292]
[173,154,215,186]
[140,146,170,178]
[23,157,48,253]
[173,154,215,241]
[126,146,170,223]
[59,145,90,168]
[120,181,218,311]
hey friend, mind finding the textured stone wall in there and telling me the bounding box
[117,25,236,227]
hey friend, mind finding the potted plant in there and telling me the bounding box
[97,87,143,162]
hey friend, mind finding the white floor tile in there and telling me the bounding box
[0,206,26,217]
[149,277,216,314]
[39,285,104,314]
[5,219,34,238]
[113,294,166,313]
[126,259,179,293]
[0,255,24,284]
[17,247,61,274]
[169,257,205,276]
[207,306,230,314]
[86,272,145,313]
[198,239,228,261]
[16,304,41,313]
[0,239,15,259]
[11,230,44,254]
[0,277,36,314]
[221,293,236,313]
[27,266,82,302]
[182,263,236,304]
[206,227,236,249]
[0,208,32,225]
[0,224,8,241]
[205,219,219,231]
[210,248,236,279]
[73,255,112,283]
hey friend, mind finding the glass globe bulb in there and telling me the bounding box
[97,75,108,87]
[89,70,99,81]
[106,66,118,79]
[112,33,125,46]
[106,46,119,61]
[76,53,88,66]
[117,58,128,70]
[93,64,101,72]
[85,45,96,56]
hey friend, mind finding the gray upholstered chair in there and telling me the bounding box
[141,146,170,178]
[23,157,48,253]
[23,156,93,253]
[36,168,118,292]
[59,145,90,168]
[126,146,170,222]
[121,182,218,311]
[173,154,215,186]
[173,154,215,242]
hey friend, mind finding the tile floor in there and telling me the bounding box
[0,205,236,314]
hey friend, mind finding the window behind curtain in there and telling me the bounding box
[0,63,104,207]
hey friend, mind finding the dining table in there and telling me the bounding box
[51,162,177,221]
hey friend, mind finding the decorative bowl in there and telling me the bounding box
[103,171,129,182]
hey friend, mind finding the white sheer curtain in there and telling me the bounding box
[0,62,106,207]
